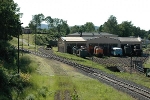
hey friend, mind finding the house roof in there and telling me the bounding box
[61,37,96,42]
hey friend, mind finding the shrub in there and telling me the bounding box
[38,86,48,98]
[19,56,32,73]
[25,94,35,100]
[0,41,17,64]
[0,68,12,100]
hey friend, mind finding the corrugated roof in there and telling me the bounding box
[118,37,141,42]
[99,32,117,36]
[61,36,142,42]
[67,32,117,36]
[61,37,96,42]
[68,32,95,36]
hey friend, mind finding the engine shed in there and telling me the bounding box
[58,32,142,53]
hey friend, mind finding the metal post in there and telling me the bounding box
[130,53,132,74]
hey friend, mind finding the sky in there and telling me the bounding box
[14,0,150,31]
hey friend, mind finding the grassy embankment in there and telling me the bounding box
[9,34,135,100]
[11,34,150,88]
[11,34,150,89]
[10,34,36,50]
[52,46,150,89]
[17,54,134,100]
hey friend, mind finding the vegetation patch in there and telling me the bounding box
[52,47,150,89]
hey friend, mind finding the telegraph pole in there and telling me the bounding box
[17,23,23,74]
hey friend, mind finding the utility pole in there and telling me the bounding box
[17,23,23,74]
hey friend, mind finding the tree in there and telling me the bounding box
[45,16,53,29]
[31,13,45,29]
[60,21,70,35]
[0,0,22,99]
[84,22,95,32]
[102,15,118,35]
[118,21,133,37]
[47,18,70,38]
[28,21,36,33]
[98,25,103,33]
[0,0,22,41]
[70,25,80,33]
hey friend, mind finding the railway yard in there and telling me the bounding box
[20,46,150,100]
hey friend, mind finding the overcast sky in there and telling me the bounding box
[14,0,150,31]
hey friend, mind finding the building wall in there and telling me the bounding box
[58,36,142,53]
[58,38,65,52]
[87,36,121,47]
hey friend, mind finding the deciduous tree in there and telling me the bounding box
[0,0,22,41]
[102,15,118,35]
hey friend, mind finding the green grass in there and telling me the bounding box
[17,54,55,100]
[9,34,38,51]
[53,47,150,89]
[18,53,134,100]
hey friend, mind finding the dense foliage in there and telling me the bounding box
[0,0,31,100]
[101,15,148,38]
[0,0,22,41]
[70,15,149,38]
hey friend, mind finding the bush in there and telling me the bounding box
[19,56,32,73]
[25,94,35,100]
[0,41,17,64]
[38,86,48,98]
[0,68,12,100]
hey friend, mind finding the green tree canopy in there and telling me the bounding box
[84,22,95,32]
[102,15,118,35]
[0,0,22,41]
[118,21,133,37]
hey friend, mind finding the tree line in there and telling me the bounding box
[28,14,70,39]
[0,0,32,99]
[29,14,150,39]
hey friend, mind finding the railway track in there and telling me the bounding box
[87,51,149,73]
[20,47,150,100]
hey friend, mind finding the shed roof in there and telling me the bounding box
[99,32,117,36]
[118,37,141,42]
[61,37,96,42]
[61,36,142,43]
[67,32,118,37]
